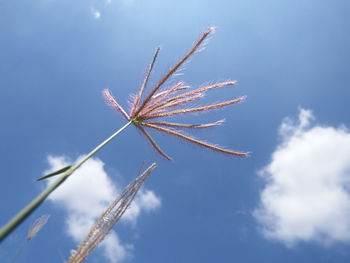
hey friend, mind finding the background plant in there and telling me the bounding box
[68,163,157,263]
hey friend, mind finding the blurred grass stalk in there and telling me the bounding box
[0,121,132,242]
[68,163,157,263]
[11,214,51,262]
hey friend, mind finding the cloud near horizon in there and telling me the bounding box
[44,155,161,263]
[254,108,350,246]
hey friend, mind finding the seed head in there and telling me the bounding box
[103,26,247,160]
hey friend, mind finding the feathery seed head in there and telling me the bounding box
[103,26,247,159]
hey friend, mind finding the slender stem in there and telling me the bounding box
[70,121,132,172]
[0,121,132,242]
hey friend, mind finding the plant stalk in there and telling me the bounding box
[0,121,132,242]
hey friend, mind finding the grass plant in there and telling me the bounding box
[0,26,246,242]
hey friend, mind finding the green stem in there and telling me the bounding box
[0,121,132,242]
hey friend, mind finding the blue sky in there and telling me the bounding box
[1,0,350,262]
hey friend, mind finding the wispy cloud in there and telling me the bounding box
[44,155,161,262]
[254,108,350,246]
[91,7,101,19]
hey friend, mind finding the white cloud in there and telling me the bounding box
[103,233,133,263]
[122,190,161,225]
[45,155,160,262]
[254,108,350,246]
[91,7,101,19]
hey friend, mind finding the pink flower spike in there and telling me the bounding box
[146,119,225,129]
[139,82,185,116]
[130,47,161,116]
[148,93,204,115]
[137,126,172,160]
[165,81,237,103]
[104,26,247,160]
[103,89,130,120]
[151,84,189,100]
[133,26,216,117]
[144,96,245,120]
[142,122,247,157]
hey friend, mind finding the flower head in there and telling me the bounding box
[103,26,247,160]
